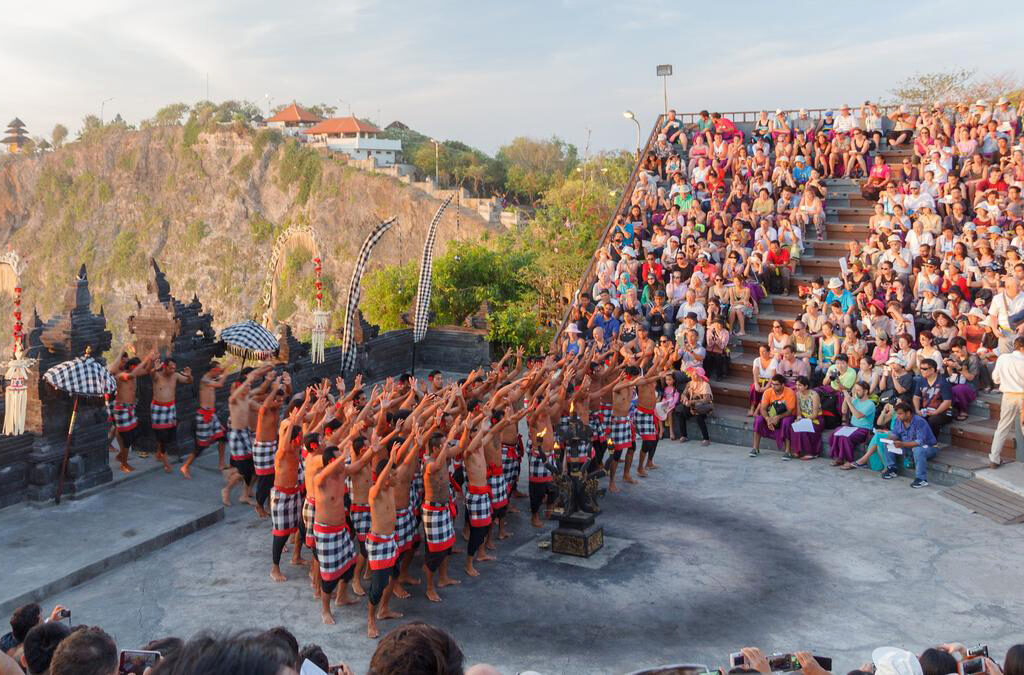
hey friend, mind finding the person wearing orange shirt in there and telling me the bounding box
[751,375,796,457]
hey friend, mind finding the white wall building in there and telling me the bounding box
[264,102,322,137]
[304,117,401,166]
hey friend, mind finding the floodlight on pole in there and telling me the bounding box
[656,64,673,118]
[338,98,352,116]
[429,138,440,186]
[100,97,114,125]
[623,111,641,158]
[264,93,273,118]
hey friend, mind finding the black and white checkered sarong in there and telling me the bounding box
[529,451,552,482]
[270,487,301,536]
[195,407,225,447]
[150,401,177,429]
[466,485,492,527]
[366,531,399,570]
[501,443,520,489]
[632,407,659,441]
[349,503,371,542]
[227,428,252,460]
[314,522,357,581]
[302,498,316,548]
[487,467,509,509]
[608,414,635,450]
[394,506,419,553]
[112,403,138,432]
[252,440,276,475]
[422,500,456,552]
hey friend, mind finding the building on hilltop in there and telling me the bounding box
[3,118,29,153]
[304,116,402,166]
[265,102,322,136]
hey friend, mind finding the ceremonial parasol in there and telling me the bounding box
[43,353,117,504]
[219,320,279,362]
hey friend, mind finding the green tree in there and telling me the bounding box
[149,102,190,126]
[890,69,975,104]
[77,115,103,141]
[51,124,68,148]
[497,136,578,206]
[361,261,418,331]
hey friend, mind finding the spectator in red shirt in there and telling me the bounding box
[766,240,793,296]
[641,251,665,284]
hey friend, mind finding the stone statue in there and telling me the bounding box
[548,413,602,517]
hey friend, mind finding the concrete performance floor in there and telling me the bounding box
[19,440,1024,675]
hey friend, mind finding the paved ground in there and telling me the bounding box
[15,439,1024,675]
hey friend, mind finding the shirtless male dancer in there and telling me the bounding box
[225,366,272,506]
[108,350,155,473]
[150,358,193,473]
[253,373,290,517]
[365,444,402,639]
[270,398,309,582]
[422,422,463,602]
[460,412,492,577]
[313,420,374,624]
[634,352,668,476]
[482,406,528,545]
[180,361,229,479]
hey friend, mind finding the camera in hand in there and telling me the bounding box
[962,658,985,675]
[967,646,989,659]
[118,650,160,675]
[729,652,831,672]
[57,608,71,619]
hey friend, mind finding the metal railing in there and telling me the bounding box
[675,104,925,125]
[551,113,665,347]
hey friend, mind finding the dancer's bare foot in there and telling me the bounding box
[397,573,420,585]
[376,608,403,620]
[351,581,366,597]
[334,591,358,606]
[321,610,335,625]
[477,551,496,562]
[270,567,286,582]
[426,589,441,603]
[290,556,308,567]
[392,585,410,599]
[438,576,460,587]
[255,505,268,519]
[531,514,543,528]
[608,482,621,493]
[637,468,648,478]
[623,474,637,484]
[221,487,231,506]
[367,624,379,639]
[648,462,660,470]
[119,462,135,474]
[464,561,480,577]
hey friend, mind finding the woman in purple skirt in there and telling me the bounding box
[788,376,823,460]
[832,381,876,468]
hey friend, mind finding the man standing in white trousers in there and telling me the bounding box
[989,336,1024,469]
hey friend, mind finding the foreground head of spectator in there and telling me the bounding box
[49,626,117,675]
[22,621,71,675]
[150,632,296,675]
[9,605,42,650]
[368,622,464,675]
[262,627,299,670]
[874,647,923,675]
[918,648,958,675]
[298,644,329,673]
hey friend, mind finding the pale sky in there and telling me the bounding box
[5,0,1024,155]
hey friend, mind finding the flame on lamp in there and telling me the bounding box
[569,401,575,415]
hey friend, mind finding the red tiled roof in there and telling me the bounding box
[304,117,381,135]
[266,102,322,124]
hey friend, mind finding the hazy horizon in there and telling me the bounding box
[6,0,1024,155]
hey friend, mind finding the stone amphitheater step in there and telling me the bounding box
[705,369,1012,458]
[699,403,999,485]
[805,240,852,256]
[826,206,874,221]
[825,223,870,240]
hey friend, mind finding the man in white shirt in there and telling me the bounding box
[989,276,1024,353]
[989,336,1024,468]
[904,217,935,258]
[903,182,935,214]
[880,235,913,279]
[833,104,858,135]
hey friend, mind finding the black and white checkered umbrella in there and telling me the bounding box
[219,320,279,361]
[43,355,116,397]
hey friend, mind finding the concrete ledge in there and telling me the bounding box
[0,506,223,617]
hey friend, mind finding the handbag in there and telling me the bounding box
[693,401,714,415]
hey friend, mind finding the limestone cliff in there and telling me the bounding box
[0,125,493,352]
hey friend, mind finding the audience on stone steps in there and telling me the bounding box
[564,99,1024,484]
[4,600,1023,675]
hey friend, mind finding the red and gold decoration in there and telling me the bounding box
[311,256,328,364]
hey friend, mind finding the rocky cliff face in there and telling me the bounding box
[0,125,493,351]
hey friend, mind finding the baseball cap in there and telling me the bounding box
[873,647,923,675]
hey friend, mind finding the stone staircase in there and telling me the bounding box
[701,147,1012,485]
